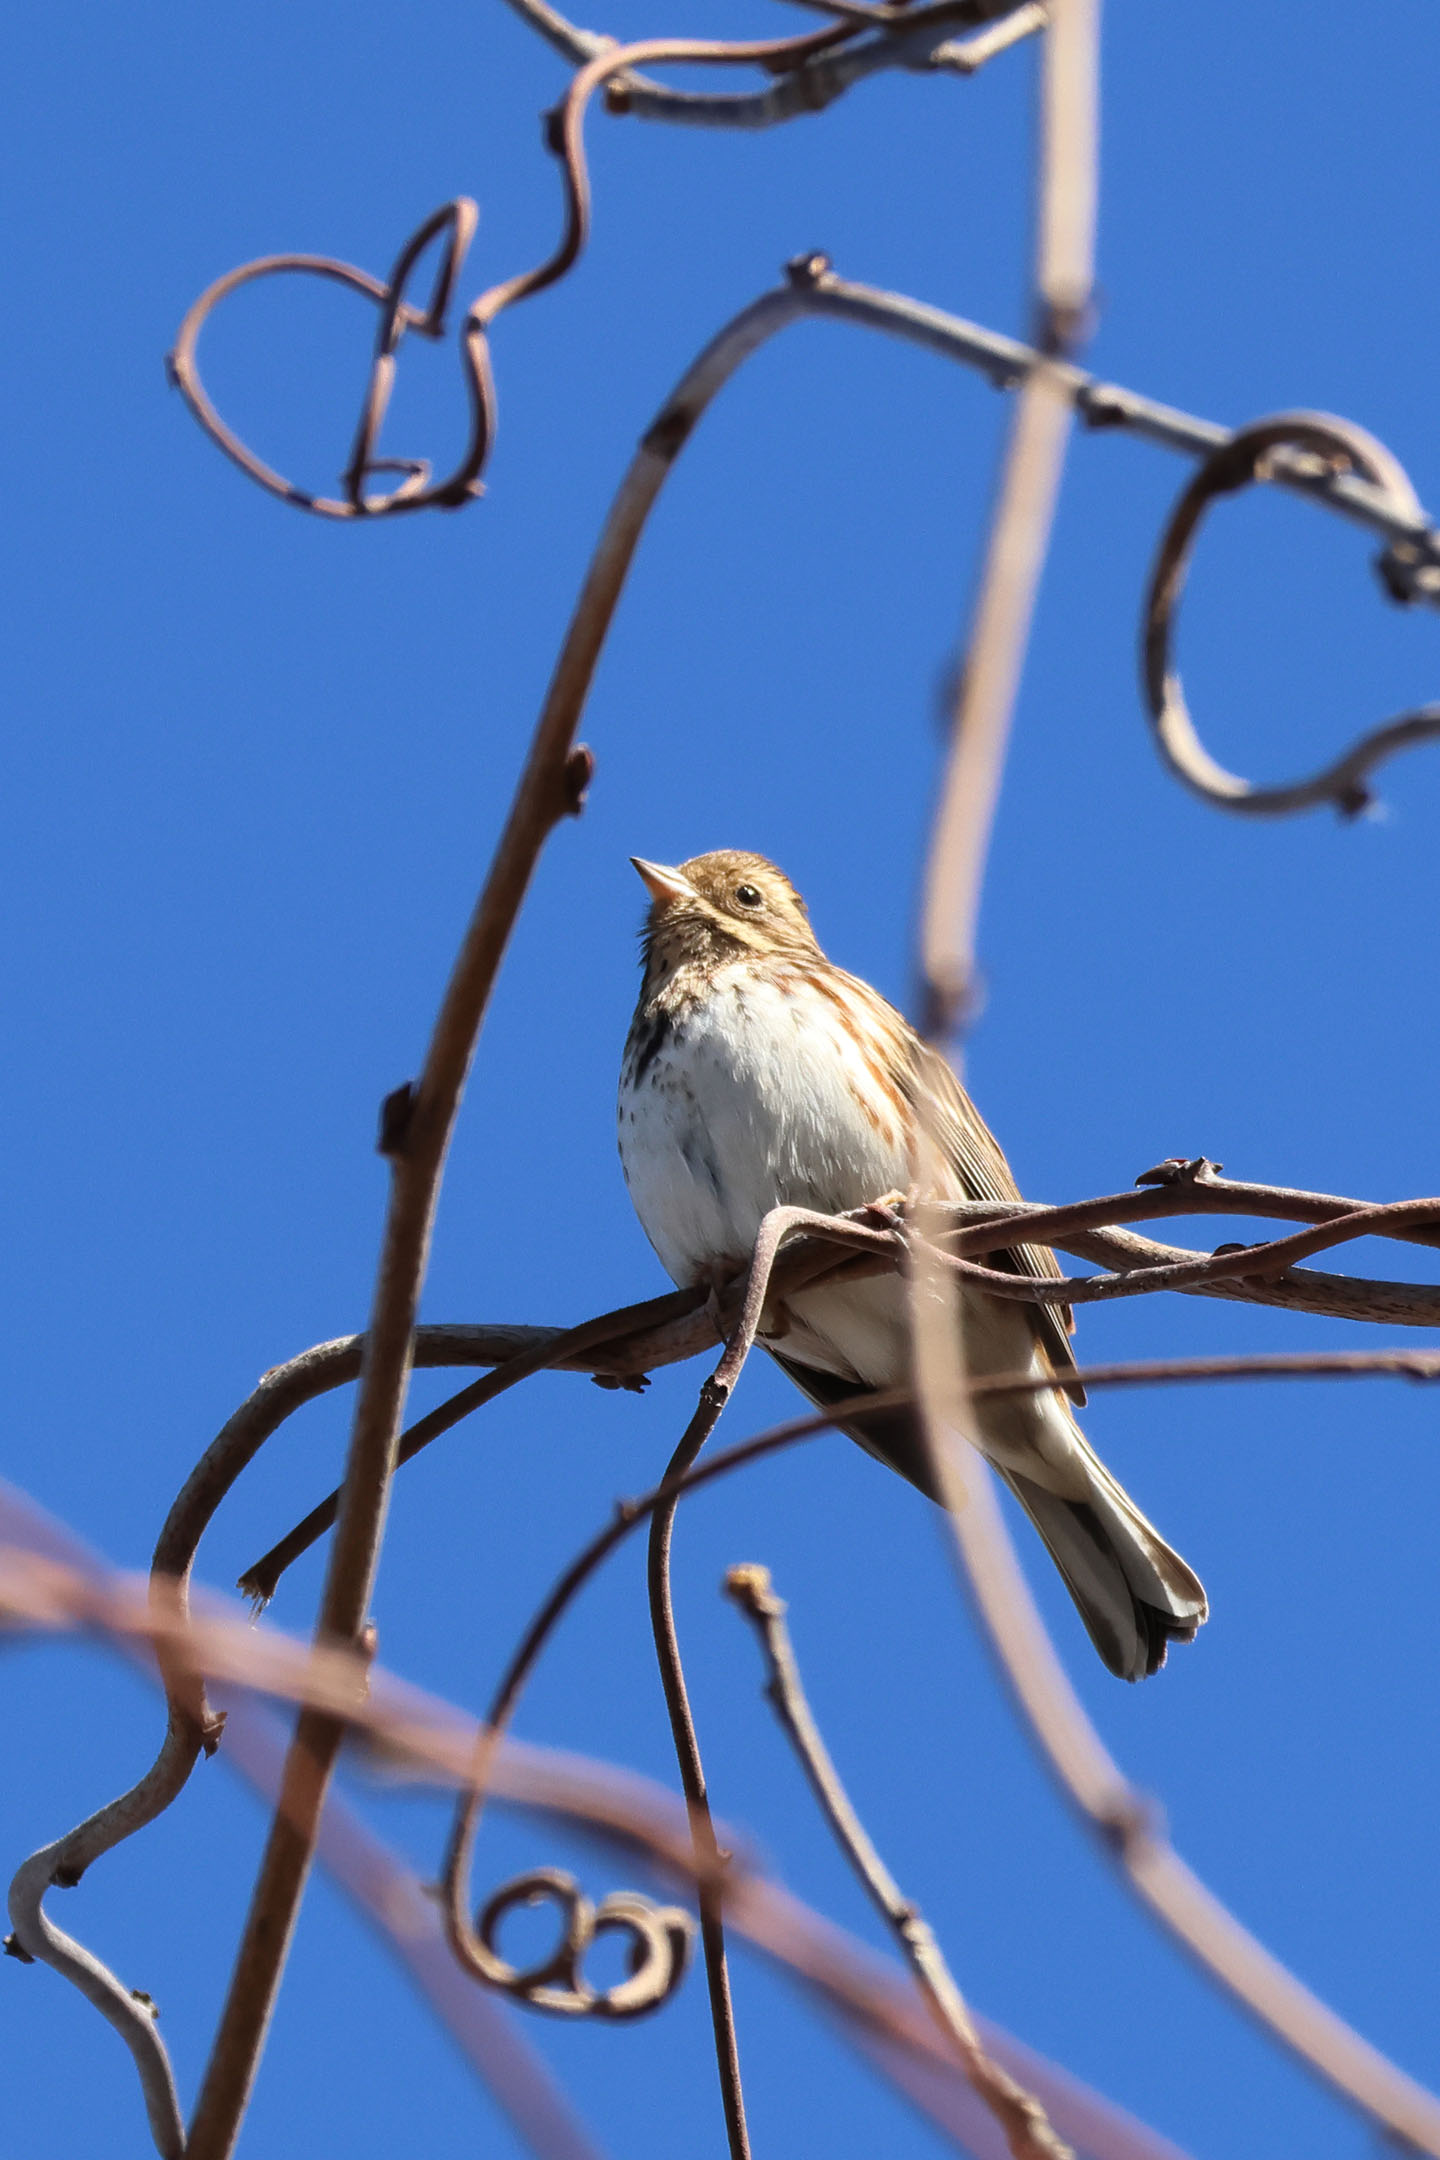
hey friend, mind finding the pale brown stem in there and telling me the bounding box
[726,1564,1073,2160]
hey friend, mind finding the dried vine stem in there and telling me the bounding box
[904,0,1099,1837]
[0,1493,1193,2160]
[5,1297,701,2073]
[935,1194,1440,1306]
[212,1709,607,2160]
[496,0,1042,127]
[903,6,1100,1922]
[239,1289,703,1603]
[168,200,487,518]
[170,13,983,520]
[185,540,605,2160]
[726,1564,1072,2160]
[938,1444,1440,2152]
[3,1302,706,2157]
[1143,411,1440,814]
[242,1165,1440,1599]
[422,1325,1440,1943]
[638,1209,863,2160]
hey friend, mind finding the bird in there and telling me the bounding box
[617,849,1207,1681]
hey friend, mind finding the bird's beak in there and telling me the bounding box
[630,857,695,906]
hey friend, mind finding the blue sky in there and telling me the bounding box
[7,4,1440,2156]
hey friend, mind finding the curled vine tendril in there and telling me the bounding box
[468,1866,694,2019]
[1142,409,1440,817]
[167,198,485,519]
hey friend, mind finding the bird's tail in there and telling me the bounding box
[765,1345,1206,1681]
[1000,1451,1207,1682]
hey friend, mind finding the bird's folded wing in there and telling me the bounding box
[906,1031,1086,1408]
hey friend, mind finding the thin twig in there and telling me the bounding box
[5,1843,185,2159]
[646,1395,756,2151]
[497,0,1035,127]
[932,1,1048,74]
[932,1195,1440,1305]
[641,1208,882,2155]
[726,1564,1073,2160]
[240,1289,704,1602]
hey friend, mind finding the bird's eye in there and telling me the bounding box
[734,883,763,909]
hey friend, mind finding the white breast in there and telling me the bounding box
[618,964,910,1290]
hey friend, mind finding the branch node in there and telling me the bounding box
[562,743,596,816]
[1096,1792,1165,1860]
[641,403,697,462]
[3,1933,35,1964]
[1134,1154,1223,1188]
[723,1562,784,1621]
[784,249,832,287]
[1033,295,1094,359]
[1376,538,1440,607]
[1078,380,1127,430]
[377,1081,417,1158]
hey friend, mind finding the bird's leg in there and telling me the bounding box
[691,1256,748,1345]
[856,1184,918,1233]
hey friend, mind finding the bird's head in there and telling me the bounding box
[631,849,822,984]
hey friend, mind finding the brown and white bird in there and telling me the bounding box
[618,849,1207,1680]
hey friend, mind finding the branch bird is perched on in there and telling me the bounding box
[618,849,1207,1680]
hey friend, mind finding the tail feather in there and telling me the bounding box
[1002,1467,1206,1682]
[765,1347,1207,1683]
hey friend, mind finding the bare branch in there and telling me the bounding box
[6,1842,185,2160]
[933,1195,1440,1306]
[241,1167,1440,1598]
[497,0,1037,128]
[726,1564,1074,2160]
[916,0,1097,1037]
[796,273,1440,571]
[239,1290,703,1603]
[646,1398,758,2153]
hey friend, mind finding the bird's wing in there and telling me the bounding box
[909,1032,1086,1405]
[836,971,1085,1408]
